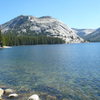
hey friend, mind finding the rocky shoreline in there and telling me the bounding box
[0,87,61,100]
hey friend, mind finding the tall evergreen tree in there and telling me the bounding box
[0,30,3,47]
[0,30,2,41]
[0,31,65,46]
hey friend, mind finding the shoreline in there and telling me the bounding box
[0,46,12,48]
[0,42,99,48]
[0,86,58,100]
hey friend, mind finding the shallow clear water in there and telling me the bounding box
[0,43,100,100]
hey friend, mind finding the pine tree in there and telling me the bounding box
[0,31,65,46]
[0,30,2,42]
[0,30,3,47]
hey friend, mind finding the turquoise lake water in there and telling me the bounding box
[0,43,100,100]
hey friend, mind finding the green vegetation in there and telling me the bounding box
[0,30,3,47]
[0,31,65,46]
[0,30,2,41]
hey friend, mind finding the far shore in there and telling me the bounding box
[0,46,12,48]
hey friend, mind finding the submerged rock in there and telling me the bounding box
[33,85,63,99]
[8,93,18,98]
[0,88,4,99]
[28,94,40,100]
[4,89,14,94]
[47,95,57,100]
[0,97,2,100]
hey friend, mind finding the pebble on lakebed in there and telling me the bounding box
[0,88,60,100]
[0,88,41,100]
[0,88,4,96]
[0,88,4,100]
[28,94,40,100]
[0,88,18,100]
[4,89,14,95]
[8,93,18,98]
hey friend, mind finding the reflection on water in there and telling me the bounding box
[0,43,100,100]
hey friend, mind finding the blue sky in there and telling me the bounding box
[0,0,100,29]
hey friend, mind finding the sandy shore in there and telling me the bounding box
[3,46,12,48]
[0,46,12,48]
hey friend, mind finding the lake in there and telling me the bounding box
[0,43,100,100]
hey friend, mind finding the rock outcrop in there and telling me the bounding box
[1,15,84,43]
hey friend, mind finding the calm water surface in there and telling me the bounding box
[0,43,100,100]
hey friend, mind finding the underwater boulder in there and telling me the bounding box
[28,94,40,100]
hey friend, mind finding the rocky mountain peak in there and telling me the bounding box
[1,15,84,43]
[39,16,53,19]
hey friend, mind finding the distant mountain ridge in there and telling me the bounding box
[73,28,100,42]
[85,28,100,41]
[0,15,84,43]
[73,28,95,37]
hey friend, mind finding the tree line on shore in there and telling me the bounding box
[0,30,65,46]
